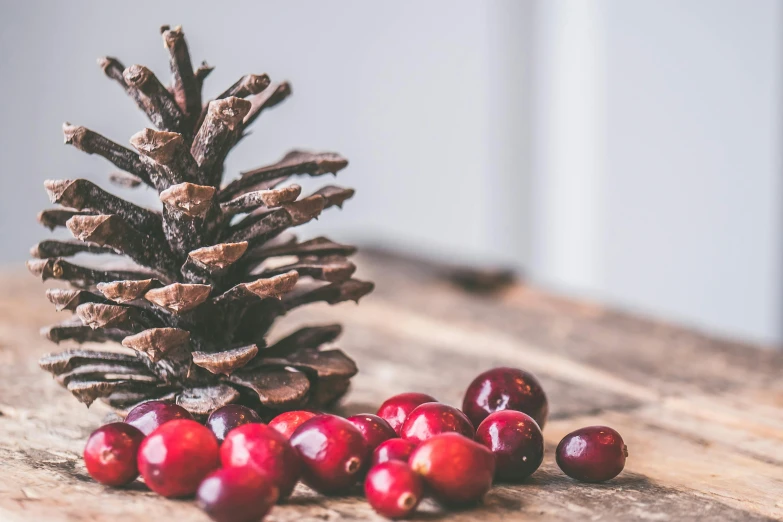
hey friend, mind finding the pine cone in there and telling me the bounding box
[29,25,373,418]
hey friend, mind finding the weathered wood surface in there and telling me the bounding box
[1,251,782,521]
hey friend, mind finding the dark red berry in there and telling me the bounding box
[475,410,543,481]
[221,423,301,499]
[268,410,318,439]
[365,461,424,519]
[83,422,144,486]
[556,425,627,482]
[137,419,219,498]
[347,414,397,452]
[376,392,437,435]
[371,438,416,467]
[197,466,279,522]
[400,403,474,445]
[290,414,369,494]
[206,404,261,444]
[125,400,193,436]
[462,367,548,429]
[409,432,495,506]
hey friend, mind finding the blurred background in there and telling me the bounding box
[0,0,781,347]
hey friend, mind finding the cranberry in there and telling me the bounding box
[365,461,424,519]
[409,432,495,506]
[371,438,416,467]
[125,400,193,436]
[290,414,369,494]
[462,367,548,429]
[221,423,301,499]
[376,392,437,435]
[268,410,319,439]
[556,425,628,482]
[475,410,543,481]
[347,414,397,452]
[83,422,144,486]
[400,403,474,445]
[137,419,219,497]
[197,466,279,522]
[206,404,261,444]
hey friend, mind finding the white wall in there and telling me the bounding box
[529,0,783,344]
[1,0,781,345]
[530,0,608,293]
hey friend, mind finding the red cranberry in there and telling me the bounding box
[365,461,424,519]
[221,423,301,499]
[556,425,628,482]
[475,410,543,481]
[290,414,369,494]
[347,414,397,452]
[371,438,416,467]
[409,432,495,506]
[376,392,437,435]
[137,419,219,497]
[400,403,474,445]
[197,466,278,522]
[268,410,318,439]
[83,422,144,486]
[206,404,261,444]
[462,367,548,429]
[125,400,193,436]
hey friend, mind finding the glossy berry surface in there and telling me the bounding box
[376,392,437,435]
[83,422,144,486]
[410,432,495,506]
[556,425,628,483]
[206,404,261,444]
[137,419,219,498]
[371,438,416,467]
[197,466,279,522]
[475,410,544,481]
[347,414,397,452]
[221,422,301,499]
[268,410,319,439]
[462,367,548,429]
[290,414,369,494]
[365,461,424,519]
[125,400,193,436]
[400,403,474,445]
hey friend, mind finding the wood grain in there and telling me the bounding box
[1,252,782,521]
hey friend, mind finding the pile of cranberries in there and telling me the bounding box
[82,366,628,521]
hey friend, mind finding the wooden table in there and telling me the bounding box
[1,252,782,521]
